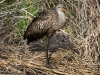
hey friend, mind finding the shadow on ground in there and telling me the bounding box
[29,31,74,52]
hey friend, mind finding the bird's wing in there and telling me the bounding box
[23,9,57,43]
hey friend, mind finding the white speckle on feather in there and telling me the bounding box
[37,25,40,29]
[45,16,47,18]
[52,21,54,23]
[47,26,50,28]
[36,26,37,28]
[38,22,40,24]
[53,23,55,25]
[39,23,41,26]
[42,22,44,24]
[45,21,46,23]
[40,26,42,29]
[45,24,47,27]
[48,16,50,17]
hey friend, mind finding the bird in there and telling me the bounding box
[23,4,67,67]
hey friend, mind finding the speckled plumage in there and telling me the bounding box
[23,4,67,67]
[24,4,66,44]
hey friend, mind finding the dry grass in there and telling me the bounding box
[0,0,100,75]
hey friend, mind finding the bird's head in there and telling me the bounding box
[55,4,68,13]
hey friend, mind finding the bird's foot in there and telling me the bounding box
[46,64,51,68]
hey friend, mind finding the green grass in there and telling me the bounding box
[2,0,71,38]
[14,0,42,37]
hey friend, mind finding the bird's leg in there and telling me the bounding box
[46,37,50,68]
[46,30,55,68]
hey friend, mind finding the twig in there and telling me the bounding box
[60,29,68,35]
[50,0,55,6]
[0,54,72,75]
[88,0,95,17]
[1,1,26,9]
[0,0,5,3]
[45,0,50,8]
[66,0,78,11]
[14,16,33,20]
[21,8,34,17]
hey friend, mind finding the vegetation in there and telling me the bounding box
[0,0,100,75]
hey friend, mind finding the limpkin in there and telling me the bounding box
[23,4,67,67]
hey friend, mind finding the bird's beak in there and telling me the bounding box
[61,8,68,13]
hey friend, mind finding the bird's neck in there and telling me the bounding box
[56,10,66,24]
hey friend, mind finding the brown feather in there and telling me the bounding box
[23,4,66,44]
[23,9,58,44]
